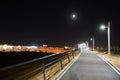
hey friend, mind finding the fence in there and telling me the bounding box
[0,50,80,80]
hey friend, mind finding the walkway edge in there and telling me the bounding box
[53,52,81,80]
[96,53,120,76]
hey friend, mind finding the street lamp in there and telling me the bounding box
[100,21,111,61]
[90,38,95,51]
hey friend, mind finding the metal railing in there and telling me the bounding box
[0,50,79,80]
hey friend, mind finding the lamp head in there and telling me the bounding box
[100,25,106,30]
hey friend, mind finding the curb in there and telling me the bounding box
[96,52,120,76]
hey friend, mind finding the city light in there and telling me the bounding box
[3,44,8,50]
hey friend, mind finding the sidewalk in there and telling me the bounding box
[55,51,120,80]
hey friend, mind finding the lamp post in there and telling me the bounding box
[100,21,111,61]
[90,38,95,51]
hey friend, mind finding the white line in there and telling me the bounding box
[96,52,120,76]
[53,53,81,80]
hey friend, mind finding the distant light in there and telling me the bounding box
[43,45,47,47]
[9,46,13,49]
[90,38,93,40]
[31,46,38,49]
[72,14,76,18]
[86,47,90,50]
[3,44,8,50]
[100,25,106,30]
[17,45,21,49]
[64,46,70,50]
[27,46,38,49]
[78,43,87,48]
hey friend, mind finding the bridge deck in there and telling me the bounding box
[56,51,120,80]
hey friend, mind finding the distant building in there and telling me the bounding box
[43,45,47,47]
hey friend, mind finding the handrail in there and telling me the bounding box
[0,53,61,71]
[0,50,79,80]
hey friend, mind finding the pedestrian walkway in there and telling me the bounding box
[55,51,120,80]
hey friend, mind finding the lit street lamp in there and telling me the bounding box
[100,21,111,61]
[90,38,95,51]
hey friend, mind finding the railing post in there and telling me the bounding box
[42,59,46,80]
[59,58,63,70]
[67,54,70,63]
[72,52,74,59]
[74,51,76,56]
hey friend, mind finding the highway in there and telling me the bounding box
[55,51,120,80]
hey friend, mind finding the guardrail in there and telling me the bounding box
[0,50,80,80]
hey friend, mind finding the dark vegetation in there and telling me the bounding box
[0,52,53,68]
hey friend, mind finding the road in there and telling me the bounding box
[56,51,120,80]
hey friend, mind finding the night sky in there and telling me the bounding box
[0,0,120,47]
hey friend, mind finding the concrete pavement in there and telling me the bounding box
[55,51,120,80]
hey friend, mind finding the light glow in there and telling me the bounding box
[90,38,93,40]
[100,25,106,30]
[3,44,8,50]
